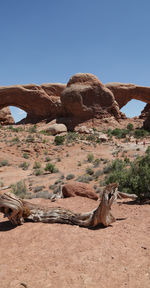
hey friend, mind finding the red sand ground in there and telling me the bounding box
[0,120,150,287]
[0,196,150,288]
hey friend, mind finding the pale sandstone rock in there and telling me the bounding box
[98,134,108,142]
[75,126,92,134]
[44,123,67,135]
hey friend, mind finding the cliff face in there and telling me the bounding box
[0,73,150,129]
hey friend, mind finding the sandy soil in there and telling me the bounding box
[0,197,150,288]
[0,119,150,287]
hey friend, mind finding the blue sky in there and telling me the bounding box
[0,0,150,122]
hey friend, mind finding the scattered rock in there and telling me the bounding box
[44,123,67,135]
[38,122,67,135]
[75,126,92,134]
[98,134,108,142]
[62,182,98,200]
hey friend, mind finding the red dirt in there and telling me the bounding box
[0,119,150,287]
[0,196,150,288]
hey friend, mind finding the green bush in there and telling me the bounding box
[54,135,65,145]
[66,132,78,143]
[86,135,97,142]
[0,159,9,167]
[127,123,134,131]
[23,152,29,159]
[34,185,45,193]
[93,158,101,168]
[87,153,94,163]
[105,149,150,200]
[33,161,41,169]
[111,128,128,139]
[44,163,58,173]
[34,168,44,176]
[11,181,27,198]
[26,135,34,143]
[94,169,103,180]
[8,126,24,132]
[19,162,29,170]
[86,167,94,175]
[76,174,93,183]
[66,174,75,180]
[134,129,150,138]
[45,156,51,162]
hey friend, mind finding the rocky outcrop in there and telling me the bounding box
[62,182,99,200]
[140,104,150,119]
[143,111,150,130]
[1,73,150,128]
[0,74,122,126]
[0,107,14,125]
[61,73,121,124]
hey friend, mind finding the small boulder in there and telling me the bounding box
[62,182,98,200]
[39,123,67,135]
[75,126,92,134]
[98,134,108,142]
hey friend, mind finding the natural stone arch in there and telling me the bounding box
[105,83,150,109]
[1,73,150,127]
[0,83,66,122]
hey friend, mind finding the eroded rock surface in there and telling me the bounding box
[0,107,14,125]
[0,83,65,123]
[1,73,150,128]
[61,73,121,124]
[105,82,150,108]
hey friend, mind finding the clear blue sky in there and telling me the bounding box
[0,0,150,122]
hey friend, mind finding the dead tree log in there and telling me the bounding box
[0,183,118,228]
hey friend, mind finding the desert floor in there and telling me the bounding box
[0,119,150,288]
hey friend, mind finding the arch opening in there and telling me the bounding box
[9,106,27,123]
[120,99,146,118]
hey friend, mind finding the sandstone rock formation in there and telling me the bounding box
[62,182,99,200]
[0,107,14,125]
[1,73,150,129]
[105,82,150,109]
[0,83,65,123]
[140,104,150,119]
[61,73,121,125]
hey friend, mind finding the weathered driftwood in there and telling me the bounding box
[117,191,138,200]
[0,183,118,228]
